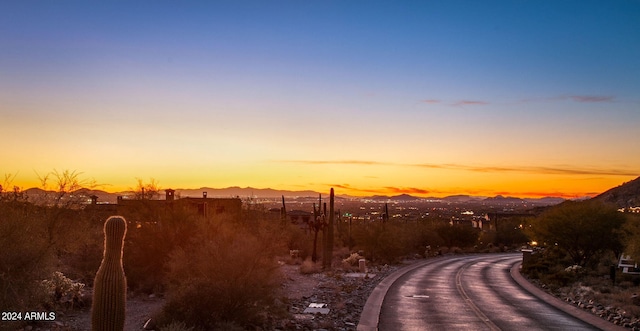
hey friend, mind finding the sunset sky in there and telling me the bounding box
[2,1,639,198]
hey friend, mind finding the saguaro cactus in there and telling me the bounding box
[309,195,324,263]
[323,188,335,269]
[383,203,390,223]
[91,216,127,331]
[281,195,287,223]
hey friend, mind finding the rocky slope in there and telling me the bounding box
[593,176,640,208]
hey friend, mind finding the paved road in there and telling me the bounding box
[362,253,613,331]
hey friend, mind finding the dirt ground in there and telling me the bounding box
[53,294,164,331]
[278,263,322,300]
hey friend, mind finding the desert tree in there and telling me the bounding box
[530,200,626,267]
[132,177,161,200]
[623,213,640,261]
[35,169,98,208]
[0,173,26,202]
[28,170,100,258]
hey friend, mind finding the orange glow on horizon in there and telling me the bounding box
[4,169,634,200]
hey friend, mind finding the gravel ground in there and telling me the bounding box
[525,277,640,330]
[277,262,401,331]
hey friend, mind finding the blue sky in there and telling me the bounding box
[2,1,639,197]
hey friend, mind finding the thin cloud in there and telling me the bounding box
[328,185,597,199]
[529,166,625,176]
[569,95,614,103]
[418,99,489,107]
[411,163,638,176]
[514,166,634,176]
[383,186,432,195]
[328,184,381,194]
[280,160,392,166]
[452,100,490,107]
[425,95,614,106]
[277,160,637,177]
[522,95,615,104]
[407,163,450,170]
[331,183,354,190]
[421,99,441,104]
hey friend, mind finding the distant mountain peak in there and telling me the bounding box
[391,194,420,200]
[364,194,424,201]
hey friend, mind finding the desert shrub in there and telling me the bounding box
[0,201,55,312]
[410,221,445,256]
[248,216,299,257]
[281,223,314,260]
[59,240,103,286]
[342,252,364,266]
[344,218,455,263]
[41,207,94,257]
[616,272,640,287]
[494,217,530,247]
[479,231,497,249]
[435,224,480,248]
[522,252,549,278]
[542,269,577,289]
[124,206,200,293]
[40,271,85,309]
[351,222,412,264]
[450,246,463,254]
[523,252,578,289]
[160,219,281,329]
[300,258,322,274]
[57,217,103,285]
[522,246,575,283]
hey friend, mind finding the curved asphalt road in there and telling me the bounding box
[358,253,626,331]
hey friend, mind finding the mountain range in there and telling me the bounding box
[175,188,568,205]
[22,185,567,206]
[17,176,640,209]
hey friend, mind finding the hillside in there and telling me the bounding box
[592,176,640,208]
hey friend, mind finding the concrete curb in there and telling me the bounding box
[510,262,627,331]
